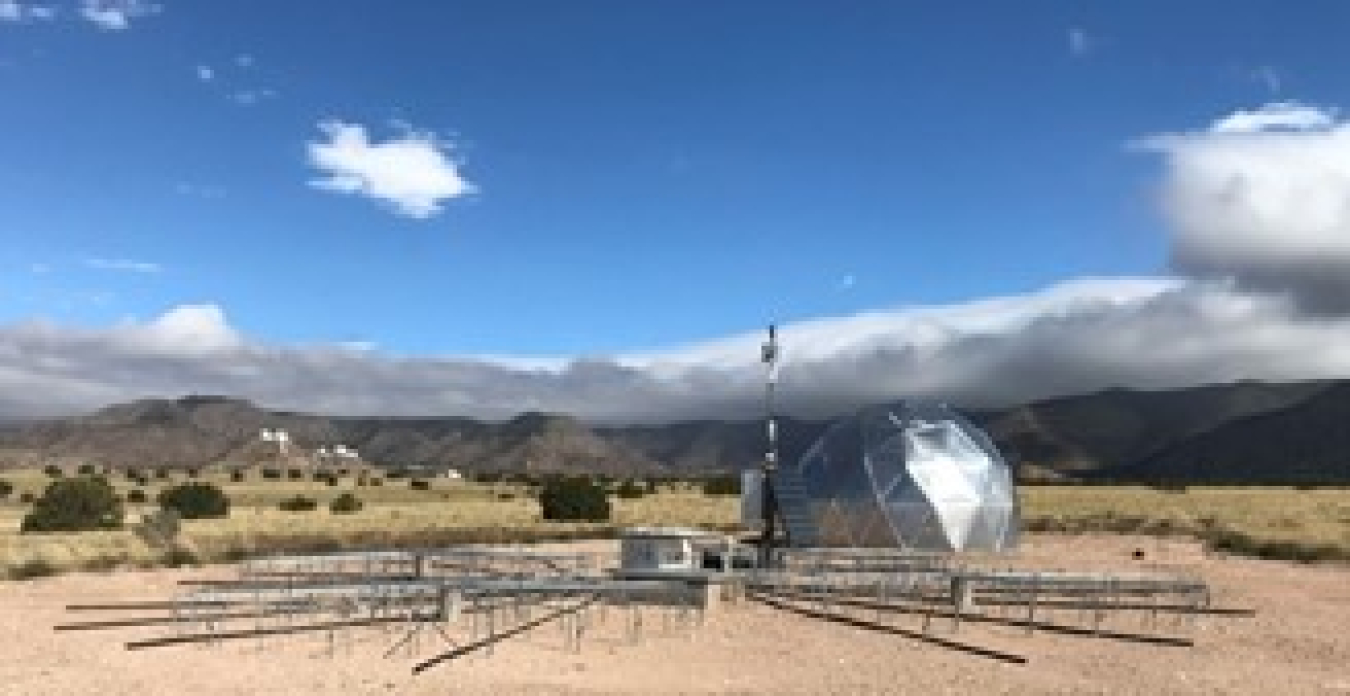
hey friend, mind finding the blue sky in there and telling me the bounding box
[4,1,1350,420]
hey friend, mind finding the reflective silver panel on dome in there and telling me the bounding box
[791,402,1018,552]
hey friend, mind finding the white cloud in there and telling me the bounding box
[196,65,213,81]
[235,53,253,68]
[6,279,1350,423]
[1136,101,1350,312]
[1206,102,1334,134]
[85,258,162,274]
[307,120,477,219]
[1,1,56,22]
[80,0,159,30]
[838,274,856,291]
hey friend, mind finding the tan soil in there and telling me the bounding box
[1,534,1347,695]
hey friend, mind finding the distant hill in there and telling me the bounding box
[971,380,1331,480]
[1106,382,1350,484]
[1,379,1347,484]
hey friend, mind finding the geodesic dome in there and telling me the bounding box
[792,401,1018,552]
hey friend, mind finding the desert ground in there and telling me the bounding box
[1,534,1347,695]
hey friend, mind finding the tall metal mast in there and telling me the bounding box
[760,324,780,564]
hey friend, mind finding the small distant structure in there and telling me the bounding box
[259,428,290,455]
[617,527,727,578]
[443,468,463,480]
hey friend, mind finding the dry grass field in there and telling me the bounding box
[0,467,1347,579]
[0,468,739,577]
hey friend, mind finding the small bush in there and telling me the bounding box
[615,480,646,499]
[125,468,142,481]
[329,493,363,514]
[230,470,246,482]
[324,476,339,487]
[19,492,35,504]
[125,489,147,504]
[287,469,303,481]
[410,479,431,491]
[261,468,281,480]
[157,482,230,520]
[186,468,200,479]
[9,557,59,580]
[701,476,741,496]
[161,548,199,567]
[20,477,124,533]
[278,495,318,512]
[43,465,63,478]
[77,464,97,476]
[369,478,383,487]
[539,476,611,522]
[0,479,12,499]
[154,469,169,480]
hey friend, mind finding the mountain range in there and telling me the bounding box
[1,380,1347,484]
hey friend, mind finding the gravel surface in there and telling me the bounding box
[1,534,1347,695]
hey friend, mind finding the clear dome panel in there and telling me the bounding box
[791,401,1019,552]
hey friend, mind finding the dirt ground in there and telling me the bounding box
[1,534,1347,695]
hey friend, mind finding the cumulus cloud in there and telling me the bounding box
[196,65,213,82]
[80,0,158,30]
[84,258,162,273]
[1137,102,1350,313]
[307,120,476,219]
[6,280,1350,423]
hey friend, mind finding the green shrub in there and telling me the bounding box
[154,468,169,480]
[125,489,147,504]
[20,477,123,533]
[287,469,303,481]
[43,465,63,478]
[410,479,431,491]
[701,475,741,496]
[615,480,646,499]
[157,482,230,520]
[261,468,281,480]
[369,478,383,487]
[161,548,199,567]
[8,557,59,580]
[329,493,363,514]
[19,492,35,504]
[0,479,12,499]
[230,470,245,482]
[539,476,611,522]
[77,464,97,476]
[278,495,318,512]
[186,468,200,478]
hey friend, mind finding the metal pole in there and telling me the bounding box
[760,324,780,568]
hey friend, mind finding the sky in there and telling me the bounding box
[4,1,1350,422]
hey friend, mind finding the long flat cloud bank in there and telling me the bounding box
[9,101,1350,423]
[4,278,1350,424]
